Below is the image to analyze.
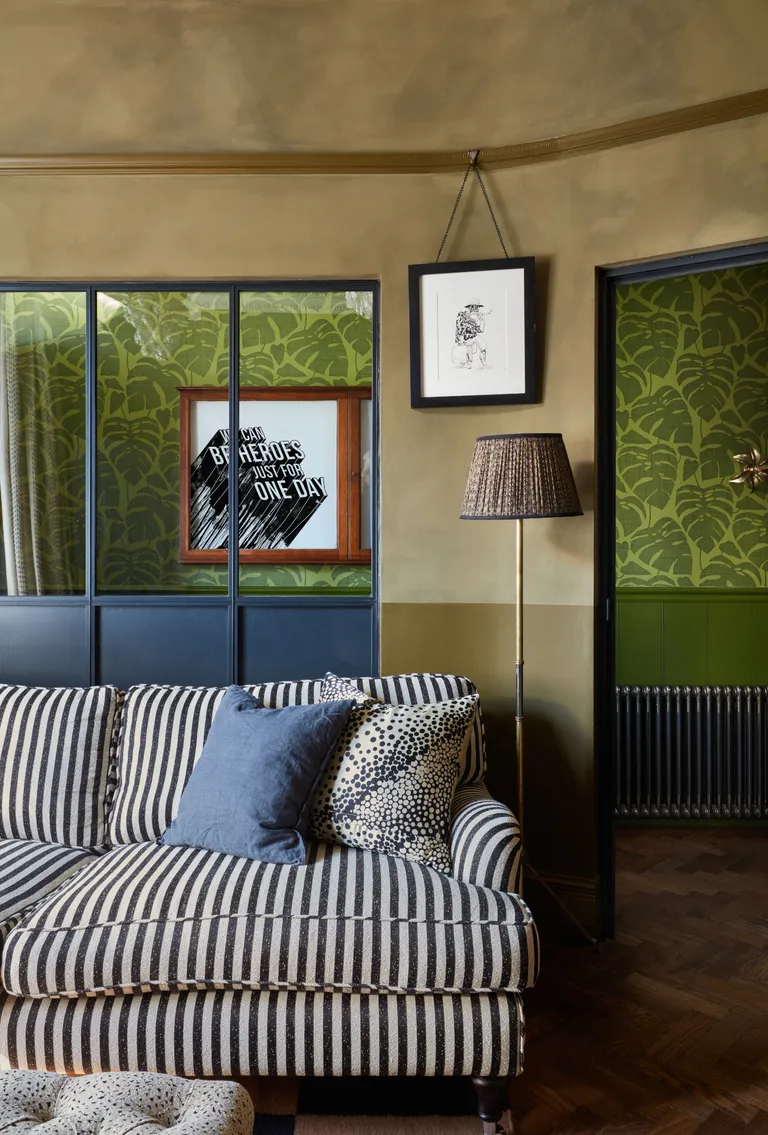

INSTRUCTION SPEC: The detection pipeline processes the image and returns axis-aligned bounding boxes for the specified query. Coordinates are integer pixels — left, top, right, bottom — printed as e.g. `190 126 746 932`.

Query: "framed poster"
409 257 536 408
179 387 372 564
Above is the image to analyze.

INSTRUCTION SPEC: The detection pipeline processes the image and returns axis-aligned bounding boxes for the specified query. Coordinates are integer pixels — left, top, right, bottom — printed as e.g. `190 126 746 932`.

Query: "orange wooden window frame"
178 386 372 565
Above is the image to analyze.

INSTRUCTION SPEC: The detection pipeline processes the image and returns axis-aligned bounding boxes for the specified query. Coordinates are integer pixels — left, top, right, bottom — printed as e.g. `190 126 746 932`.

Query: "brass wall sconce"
730 448 768 492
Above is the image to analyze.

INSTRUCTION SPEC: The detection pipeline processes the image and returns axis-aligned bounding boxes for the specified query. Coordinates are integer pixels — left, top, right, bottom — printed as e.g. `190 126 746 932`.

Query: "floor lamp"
461 432 596 944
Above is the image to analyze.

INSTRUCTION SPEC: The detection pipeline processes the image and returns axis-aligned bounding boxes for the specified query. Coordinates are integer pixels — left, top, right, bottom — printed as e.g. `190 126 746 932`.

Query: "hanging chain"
472 164 510 258
435 151 509 262
435 162 473 263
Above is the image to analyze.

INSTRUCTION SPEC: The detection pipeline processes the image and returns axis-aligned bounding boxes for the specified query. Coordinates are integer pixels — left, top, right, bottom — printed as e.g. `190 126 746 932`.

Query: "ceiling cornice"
0 87 766 177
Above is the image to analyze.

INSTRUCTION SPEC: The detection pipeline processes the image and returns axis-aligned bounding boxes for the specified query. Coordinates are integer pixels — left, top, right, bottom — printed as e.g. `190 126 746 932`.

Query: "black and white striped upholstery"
3 839 538 1000
0 675 535 1086
109 676 485 846
0 685 122 851
450 786 523 894
0 989 524 1078
0 841 94 933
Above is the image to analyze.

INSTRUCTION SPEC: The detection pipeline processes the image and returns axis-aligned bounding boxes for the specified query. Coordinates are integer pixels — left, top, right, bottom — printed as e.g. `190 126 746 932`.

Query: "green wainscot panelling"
616 597 663 685
616 589 768 686
616 265 768 590
661 600 709 686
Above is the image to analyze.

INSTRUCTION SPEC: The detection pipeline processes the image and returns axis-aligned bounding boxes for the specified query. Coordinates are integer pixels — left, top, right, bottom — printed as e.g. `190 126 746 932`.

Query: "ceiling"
2 0 767 153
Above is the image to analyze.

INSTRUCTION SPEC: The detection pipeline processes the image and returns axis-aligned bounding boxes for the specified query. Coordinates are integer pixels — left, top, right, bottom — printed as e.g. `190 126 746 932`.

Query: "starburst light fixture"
730 447 768 492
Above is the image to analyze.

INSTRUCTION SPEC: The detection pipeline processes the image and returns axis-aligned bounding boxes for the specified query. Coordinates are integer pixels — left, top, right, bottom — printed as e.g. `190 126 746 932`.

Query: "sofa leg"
472 1076 513 1134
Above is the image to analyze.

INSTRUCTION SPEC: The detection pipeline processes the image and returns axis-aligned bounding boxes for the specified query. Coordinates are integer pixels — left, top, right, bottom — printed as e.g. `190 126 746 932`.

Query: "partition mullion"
86 287 97 682
229 285 240 683
370 281 381 667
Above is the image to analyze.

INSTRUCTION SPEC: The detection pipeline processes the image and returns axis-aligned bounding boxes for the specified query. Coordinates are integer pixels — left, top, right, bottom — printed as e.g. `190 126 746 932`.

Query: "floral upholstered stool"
0 1070 254 1134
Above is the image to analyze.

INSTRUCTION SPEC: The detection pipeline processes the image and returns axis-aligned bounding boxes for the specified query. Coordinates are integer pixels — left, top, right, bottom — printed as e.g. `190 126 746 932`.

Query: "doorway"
595 241 768 938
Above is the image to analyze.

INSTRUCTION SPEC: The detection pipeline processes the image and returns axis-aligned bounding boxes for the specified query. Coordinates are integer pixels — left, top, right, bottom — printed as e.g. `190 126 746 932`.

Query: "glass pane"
96 291 229 595
0 292 86 595
360 398 372 551
238 290 373 595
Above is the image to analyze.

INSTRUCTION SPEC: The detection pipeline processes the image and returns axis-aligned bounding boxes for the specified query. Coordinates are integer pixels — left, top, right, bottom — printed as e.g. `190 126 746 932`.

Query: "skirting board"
526 870 598 938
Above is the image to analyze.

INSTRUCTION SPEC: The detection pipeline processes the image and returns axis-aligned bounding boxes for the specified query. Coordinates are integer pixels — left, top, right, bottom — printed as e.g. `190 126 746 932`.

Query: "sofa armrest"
450 784 522 893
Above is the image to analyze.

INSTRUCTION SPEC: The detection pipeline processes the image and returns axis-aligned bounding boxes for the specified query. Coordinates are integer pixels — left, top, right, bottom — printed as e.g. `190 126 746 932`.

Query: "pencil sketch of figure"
452 298 492 369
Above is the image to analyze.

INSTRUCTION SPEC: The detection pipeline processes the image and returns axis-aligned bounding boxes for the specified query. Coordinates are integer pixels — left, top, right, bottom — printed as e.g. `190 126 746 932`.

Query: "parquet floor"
517 827 768 1135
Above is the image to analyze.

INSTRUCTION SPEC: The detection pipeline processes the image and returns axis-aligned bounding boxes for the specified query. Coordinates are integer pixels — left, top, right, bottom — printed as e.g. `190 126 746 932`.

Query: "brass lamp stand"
462 433 596 944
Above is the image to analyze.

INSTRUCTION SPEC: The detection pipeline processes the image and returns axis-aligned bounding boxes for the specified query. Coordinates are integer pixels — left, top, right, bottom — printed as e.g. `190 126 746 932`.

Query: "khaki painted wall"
1 1 768 913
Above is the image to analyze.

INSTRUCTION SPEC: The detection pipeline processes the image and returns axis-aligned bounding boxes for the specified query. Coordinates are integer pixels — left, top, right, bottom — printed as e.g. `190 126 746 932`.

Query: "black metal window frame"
0 279 381 683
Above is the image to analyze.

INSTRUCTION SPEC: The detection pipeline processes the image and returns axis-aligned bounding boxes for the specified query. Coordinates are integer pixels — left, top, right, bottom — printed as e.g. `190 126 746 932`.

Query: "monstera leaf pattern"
240 292 373 385
616 267 768 588
612 267 766 585
1 290 373 597
0 292 87 595
96 291 373 594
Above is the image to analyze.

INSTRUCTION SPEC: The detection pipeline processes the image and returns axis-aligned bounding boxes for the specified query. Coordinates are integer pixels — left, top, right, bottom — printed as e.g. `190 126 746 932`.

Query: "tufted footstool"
0 1070 254 1134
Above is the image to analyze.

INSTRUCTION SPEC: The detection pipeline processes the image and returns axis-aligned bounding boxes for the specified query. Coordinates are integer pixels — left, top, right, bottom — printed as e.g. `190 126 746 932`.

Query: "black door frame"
595 241 768 939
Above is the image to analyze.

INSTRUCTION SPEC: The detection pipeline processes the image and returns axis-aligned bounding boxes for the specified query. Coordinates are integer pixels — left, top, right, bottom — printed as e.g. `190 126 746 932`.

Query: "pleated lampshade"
461 433 583 520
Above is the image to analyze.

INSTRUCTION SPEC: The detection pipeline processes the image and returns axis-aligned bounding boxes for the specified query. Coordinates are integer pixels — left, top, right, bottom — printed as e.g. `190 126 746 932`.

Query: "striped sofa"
0 675 537 1132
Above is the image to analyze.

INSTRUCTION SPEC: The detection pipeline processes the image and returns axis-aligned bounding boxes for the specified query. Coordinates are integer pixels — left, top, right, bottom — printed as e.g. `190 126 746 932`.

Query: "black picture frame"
409 256 536 408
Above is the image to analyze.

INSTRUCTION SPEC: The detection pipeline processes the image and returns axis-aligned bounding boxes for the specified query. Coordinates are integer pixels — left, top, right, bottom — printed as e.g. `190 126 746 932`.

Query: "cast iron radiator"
615 686 768 819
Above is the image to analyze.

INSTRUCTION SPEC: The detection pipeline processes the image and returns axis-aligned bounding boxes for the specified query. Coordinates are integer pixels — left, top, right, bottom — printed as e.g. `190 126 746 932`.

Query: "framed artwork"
178 386 372 564
409 256 536 408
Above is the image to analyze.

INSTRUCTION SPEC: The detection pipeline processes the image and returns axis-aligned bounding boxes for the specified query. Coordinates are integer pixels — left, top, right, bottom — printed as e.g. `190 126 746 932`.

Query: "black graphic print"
190 426 327 550
452 299 490 369
311 674 478 874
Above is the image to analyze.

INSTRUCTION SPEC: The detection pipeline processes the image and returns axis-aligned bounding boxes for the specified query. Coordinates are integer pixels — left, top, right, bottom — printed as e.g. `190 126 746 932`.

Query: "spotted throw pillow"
309 673 477 874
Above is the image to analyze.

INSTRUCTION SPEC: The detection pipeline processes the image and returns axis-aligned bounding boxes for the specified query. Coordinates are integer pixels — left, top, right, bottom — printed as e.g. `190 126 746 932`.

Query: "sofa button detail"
0 1070 254 1134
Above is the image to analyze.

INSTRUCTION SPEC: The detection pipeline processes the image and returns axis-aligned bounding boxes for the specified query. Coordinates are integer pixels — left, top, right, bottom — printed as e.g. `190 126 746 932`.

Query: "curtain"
0 293 72 595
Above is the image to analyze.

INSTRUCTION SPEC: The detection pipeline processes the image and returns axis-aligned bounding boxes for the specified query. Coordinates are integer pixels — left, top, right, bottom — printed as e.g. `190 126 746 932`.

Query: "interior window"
0 292 86 596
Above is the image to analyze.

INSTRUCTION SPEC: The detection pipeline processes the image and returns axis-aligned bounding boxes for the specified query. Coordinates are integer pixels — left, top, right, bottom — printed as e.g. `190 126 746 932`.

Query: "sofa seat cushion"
109 675 485 846
0 1069 253 1134
2 840 539 1000
0 840 94 942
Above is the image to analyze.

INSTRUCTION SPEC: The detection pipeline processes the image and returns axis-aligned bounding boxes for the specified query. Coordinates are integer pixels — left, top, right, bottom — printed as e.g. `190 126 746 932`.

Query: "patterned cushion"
0 989 525 1078
0 1069 253 1133
2 840 539 1000
310 674 475 873
0 840 94 933
0 685 123 851
109 675 485 845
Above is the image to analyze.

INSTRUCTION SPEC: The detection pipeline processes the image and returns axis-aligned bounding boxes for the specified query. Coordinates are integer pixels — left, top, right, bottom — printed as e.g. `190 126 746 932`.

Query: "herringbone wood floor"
517 827 768 1135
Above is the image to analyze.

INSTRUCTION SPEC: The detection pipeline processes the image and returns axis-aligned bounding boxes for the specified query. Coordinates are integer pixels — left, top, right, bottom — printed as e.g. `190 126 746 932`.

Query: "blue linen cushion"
159 685 355 865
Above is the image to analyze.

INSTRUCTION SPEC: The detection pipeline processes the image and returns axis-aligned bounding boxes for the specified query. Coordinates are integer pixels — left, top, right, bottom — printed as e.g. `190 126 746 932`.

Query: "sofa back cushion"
0 685 123 850
109 674 485 845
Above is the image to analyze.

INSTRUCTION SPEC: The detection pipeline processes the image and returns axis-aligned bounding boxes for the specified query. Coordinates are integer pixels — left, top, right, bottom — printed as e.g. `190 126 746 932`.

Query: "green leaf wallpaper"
1 290 373 597
616 266 768 588
0 292 87 595
240 291 373 386
97 291 373 594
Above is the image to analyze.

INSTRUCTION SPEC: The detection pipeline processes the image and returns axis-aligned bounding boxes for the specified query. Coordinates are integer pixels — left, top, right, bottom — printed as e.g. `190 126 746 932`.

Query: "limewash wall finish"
615 265 768 686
